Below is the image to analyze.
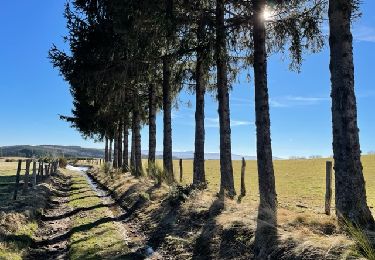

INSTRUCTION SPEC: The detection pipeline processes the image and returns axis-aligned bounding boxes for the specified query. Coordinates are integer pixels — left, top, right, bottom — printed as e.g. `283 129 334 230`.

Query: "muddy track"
27 174 73 260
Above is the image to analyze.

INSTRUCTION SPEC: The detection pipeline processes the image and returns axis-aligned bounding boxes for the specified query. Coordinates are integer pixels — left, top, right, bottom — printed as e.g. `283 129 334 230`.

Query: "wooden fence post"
22 159 31 194
325 161 333 215
179 159 183 183
32 161 37 188
37 160 40 175
240 157 246 198
13 160 22 200
40 161 44 176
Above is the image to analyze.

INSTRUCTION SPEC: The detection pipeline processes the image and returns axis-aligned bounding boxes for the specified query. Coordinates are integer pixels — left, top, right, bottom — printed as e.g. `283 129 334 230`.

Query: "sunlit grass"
66 172 129 259
146 155 375 213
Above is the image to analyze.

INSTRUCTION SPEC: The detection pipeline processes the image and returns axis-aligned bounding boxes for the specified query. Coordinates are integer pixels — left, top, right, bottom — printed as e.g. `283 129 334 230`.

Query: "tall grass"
343 219 375 259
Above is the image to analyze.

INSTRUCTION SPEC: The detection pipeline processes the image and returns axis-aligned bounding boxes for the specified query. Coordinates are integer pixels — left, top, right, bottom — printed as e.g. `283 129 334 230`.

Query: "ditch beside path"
27 167 160 260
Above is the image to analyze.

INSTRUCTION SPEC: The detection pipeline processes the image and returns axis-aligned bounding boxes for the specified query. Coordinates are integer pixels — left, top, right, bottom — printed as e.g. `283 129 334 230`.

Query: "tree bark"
113 128 118 169
105 137 109 162
123 116 129 171
329 0 374 228
193 14 207 187
163 56 174 181
252 0 278 258
118 121 123 168
148 83 157 175
133 106 143 177
216 0 235 198
130 128 135 170
109 139 113 162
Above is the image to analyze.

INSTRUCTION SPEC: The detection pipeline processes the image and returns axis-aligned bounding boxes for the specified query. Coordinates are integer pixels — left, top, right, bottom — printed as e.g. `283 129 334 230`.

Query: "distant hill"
0 145 104 158
0 145 276 160
142 150 262 160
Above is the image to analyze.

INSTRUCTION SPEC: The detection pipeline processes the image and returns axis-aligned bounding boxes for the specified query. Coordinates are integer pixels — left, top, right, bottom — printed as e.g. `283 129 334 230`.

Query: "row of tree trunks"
328 0 374 229
193 12 207 187
216 0 235 198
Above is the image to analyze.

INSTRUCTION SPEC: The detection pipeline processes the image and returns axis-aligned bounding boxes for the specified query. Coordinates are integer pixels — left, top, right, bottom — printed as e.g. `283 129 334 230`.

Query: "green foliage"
343 219 375 259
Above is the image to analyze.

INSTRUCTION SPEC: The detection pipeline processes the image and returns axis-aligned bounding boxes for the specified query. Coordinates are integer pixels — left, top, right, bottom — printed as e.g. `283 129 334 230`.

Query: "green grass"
67 172 129 260
0 160 43 259
148 155 375 213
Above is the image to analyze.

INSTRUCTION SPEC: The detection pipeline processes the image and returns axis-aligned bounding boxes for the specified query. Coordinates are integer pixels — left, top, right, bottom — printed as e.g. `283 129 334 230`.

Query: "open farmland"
158 155 375 213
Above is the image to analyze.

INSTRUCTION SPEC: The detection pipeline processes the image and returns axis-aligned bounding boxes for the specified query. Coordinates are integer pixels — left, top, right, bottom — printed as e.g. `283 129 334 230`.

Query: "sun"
263 6 274 21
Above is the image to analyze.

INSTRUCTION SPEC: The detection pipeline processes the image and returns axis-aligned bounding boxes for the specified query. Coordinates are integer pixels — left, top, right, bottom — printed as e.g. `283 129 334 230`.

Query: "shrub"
101 162 112 173
58 158 68 169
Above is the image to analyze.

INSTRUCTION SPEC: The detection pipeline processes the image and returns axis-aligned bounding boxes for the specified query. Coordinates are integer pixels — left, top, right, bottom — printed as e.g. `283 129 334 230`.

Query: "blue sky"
0 1 374 158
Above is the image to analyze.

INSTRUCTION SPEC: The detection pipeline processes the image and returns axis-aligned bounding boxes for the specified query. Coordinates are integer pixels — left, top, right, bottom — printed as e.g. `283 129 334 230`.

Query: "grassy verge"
66 171 129 259
0 161 49 259
87 166 356 259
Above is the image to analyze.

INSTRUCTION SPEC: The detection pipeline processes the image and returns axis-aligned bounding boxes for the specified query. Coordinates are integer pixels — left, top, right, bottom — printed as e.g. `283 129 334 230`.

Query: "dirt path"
27 173 73 260
26 168 159 260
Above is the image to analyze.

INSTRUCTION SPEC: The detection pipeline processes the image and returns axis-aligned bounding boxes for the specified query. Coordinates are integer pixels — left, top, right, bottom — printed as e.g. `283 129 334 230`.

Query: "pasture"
159 155 375 213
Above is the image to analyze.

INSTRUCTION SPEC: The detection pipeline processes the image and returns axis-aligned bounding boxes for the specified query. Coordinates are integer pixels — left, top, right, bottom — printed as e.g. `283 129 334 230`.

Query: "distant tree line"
50 0 374 256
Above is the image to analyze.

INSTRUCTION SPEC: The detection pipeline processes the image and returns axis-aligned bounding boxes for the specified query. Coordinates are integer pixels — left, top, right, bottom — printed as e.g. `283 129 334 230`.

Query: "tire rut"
27 173 73 260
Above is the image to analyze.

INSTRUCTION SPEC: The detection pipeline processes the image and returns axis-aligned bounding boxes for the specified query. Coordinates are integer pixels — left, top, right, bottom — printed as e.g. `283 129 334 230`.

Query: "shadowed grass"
66 171 129 260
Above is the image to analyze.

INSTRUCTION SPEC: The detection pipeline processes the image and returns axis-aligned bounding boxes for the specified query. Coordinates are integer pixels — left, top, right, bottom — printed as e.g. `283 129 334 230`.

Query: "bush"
58 158 68 169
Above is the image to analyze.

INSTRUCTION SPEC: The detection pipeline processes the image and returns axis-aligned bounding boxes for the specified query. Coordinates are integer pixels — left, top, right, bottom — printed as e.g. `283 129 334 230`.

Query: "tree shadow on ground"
192 197 224 259
35 195 148 247
41 203 116 221
253 205 279 260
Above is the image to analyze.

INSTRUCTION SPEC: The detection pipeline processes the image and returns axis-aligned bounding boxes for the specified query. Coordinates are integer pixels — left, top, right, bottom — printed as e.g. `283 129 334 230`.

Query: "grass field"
3 155 375 214
2 156 374 258
153 155 375 213
0 159 48 259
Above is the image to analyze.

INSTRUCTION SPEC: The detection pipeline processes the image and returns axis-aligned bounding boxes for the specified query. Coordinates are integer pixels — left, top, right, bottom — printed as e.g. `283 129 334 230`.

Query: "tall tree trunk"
329 0 374 229
133 106 143 177
163 56 174 181
123 116 129 171
193 15 207 186
109 139 113 162
131 124 135 170
253 0 278 257
216 0 235 197
118 121 123 168
149 83 157 175
104 136 109 162
113 128 118 169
